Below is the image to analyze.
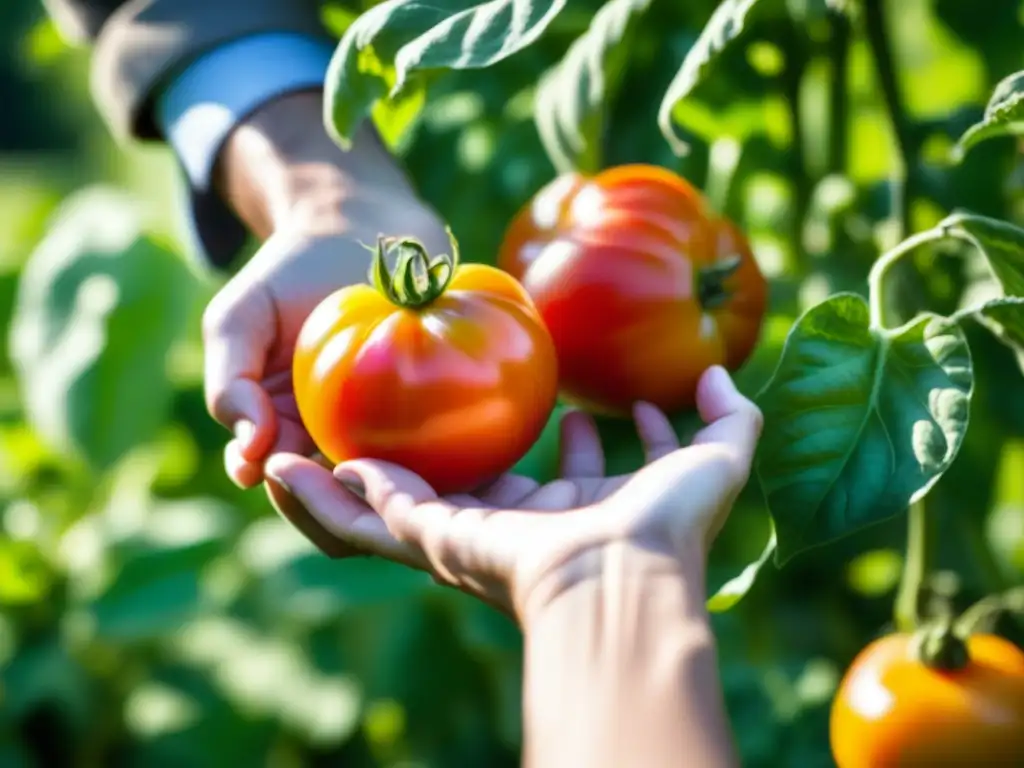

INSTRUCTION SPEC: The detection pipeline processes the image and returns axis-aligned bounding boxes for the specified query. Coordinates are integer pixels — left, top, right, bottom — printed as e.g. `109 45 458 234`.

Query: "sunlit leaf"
756 294 973 563
534 0 652 173
952 70 1024 161
8 187 196 472
658 0 772 155
0 541 52 605
706 529 776 611
954 296 1024 375
256 550 432 625
88 539 223 642
943 211 1024 296
325 0 568 149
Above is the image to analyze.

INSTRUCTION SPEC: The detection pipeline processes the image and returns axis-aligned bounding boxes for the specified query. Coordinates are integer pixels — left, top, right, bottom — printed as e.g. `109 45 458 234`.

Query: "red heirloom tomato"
497 164 767 415
830 630 1024 767
293 231 558 495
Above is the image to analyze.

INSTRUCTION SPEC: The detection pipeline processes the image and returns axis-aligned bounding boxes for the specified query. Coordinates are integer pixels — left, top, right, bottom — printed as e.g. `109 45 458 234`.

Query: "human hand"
264 365 762 621
201 93 448 506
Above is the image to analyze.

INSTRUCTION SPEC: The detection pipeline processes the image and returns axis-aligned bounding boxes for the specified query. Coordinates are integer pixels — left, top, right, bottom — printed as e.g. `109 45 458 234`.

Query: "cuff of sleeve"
156 32 335 192
156 33 334 270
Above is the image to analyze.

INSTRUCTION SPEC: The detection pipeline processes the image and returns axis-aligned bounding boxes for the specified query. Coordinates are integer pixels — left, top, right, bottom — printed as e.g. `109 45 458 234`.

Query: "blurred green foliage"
1 0 1024 766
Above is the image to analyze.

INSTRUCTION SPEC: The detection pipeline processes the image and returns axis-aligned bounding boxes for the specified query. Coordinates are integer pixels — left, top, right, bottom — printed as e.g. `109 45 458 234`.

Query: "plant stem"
783 19 811 272
864 0 936 634
864 0 916 238
867 226 945 328
895 498 932 632
828 11 850 174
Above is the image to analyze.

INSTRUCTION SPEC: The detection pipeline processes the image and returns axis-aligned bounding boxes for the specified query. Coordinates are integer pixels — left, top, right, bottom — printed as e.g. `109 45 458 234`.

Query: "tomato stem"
911 620 969 671
697 255 742 310
955 586 1024 637
894 498 933 633
369 227 461 309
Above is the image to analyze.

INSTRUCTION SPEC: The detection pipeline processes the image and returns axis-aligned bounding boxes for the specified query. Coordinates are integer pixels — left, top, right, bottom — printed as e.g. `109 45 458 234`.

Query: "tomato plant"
11 0 1024 766
831 622 1024 767
292 232 558 495
496 164 768 415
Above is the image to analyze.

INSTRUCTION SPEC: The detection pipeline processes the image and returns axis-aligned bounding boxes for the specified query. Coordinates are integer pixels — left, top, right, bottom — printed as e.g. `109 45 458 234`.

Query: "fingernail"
234 420 256 448
707 365 734 393
264 468 290 495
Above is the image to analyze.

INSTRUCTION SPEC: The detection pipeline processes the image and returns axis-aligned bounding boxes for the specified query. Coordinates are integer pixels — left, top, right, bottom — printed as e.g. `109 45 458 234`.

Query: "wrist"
520 538 709 633
214 91 421 239
520 540 733 768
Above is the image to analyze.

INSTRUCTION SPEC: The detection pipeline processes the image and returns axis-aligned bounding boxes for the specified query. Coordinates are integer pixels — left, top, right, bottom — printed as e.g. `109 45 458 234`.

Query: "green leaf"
657 0 771 155
89 538 225 643
975 296 1024 345
534 0 652 174
8 187 196 472
325 0 568 149
0 540 52 605
952 70 1024 161
707 529 776 612
943 212 1024 296
755 294 973 563
2 640 93 727
256 553 432 625
0 739 32 768
955 296 1024 374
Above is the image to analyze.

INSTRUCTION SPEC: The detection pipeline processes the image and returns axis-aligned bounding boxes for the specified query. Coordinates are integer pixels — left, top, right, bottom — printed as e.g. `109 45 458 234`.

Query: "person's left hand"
263 366 762 620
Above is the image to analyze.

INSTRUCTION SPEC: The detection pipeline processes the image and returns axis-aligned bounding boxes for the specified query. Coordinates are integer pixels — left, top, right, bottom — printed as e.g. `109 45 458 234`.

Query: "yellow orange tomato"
293 232 558 495
831 632 1024 767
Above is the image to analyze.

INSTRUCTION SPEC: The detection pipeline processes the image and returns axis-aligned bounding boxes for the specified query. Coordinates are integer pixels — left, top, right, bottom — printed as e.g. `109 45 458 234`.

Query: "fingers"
333 459 457 546
517 479 581 510
225 439 264 489
333 460 480 588
633 401 680 462
691 365 764 479
265 454 425 568
560 410 604 478
203 284 278 464
476 474 540 507
227 414 316 489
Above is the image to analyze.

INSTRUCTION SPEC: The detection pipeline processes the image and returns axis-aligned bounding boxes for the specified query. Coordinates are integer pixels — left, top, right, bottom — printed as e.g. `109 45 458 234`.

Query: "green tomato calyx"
697 255 742 311
911 620 969 671
369 227 461 309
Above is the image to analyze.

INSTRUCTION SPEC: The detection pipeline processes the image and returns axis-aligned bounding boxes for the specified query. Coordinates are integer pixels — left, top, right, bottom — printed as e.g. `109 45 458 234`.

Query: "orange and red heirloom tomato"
293 232 558 496
497 164 767 416
830 632 1024 767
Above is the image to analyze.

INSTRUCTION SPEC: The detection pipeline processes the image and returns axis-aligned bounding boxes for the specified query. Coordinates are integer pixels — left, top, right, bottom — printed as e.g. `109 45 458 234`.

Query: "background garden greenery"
1 0 1023 765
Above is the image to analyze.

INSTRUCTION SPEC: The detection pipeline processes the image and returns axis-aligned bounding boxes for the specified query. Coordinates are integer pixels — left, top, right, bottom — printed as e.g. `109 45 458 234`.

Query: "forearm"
521 543 738 768
214 91 420 240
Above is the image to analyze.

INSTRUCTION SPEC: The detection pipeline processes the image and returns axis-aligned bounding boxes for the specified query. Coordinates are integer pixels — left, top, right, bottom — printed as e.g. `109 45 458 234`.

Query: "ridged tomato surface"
293 263 558 495
498 164 767 415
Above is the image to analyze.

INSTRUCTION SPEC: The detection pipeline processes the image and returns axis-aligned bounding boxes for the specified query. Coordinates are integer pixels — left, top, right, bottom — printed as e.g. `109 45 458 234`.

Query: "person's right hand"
200 92 449 509
202 201 448 490
265 365 763 621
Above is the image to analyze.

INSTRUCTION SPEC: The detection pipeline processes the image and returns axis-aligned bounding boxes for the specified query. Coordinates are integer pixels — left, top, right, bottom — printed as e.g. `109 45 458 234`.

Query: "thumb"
202 284 277 462
691 365 763 480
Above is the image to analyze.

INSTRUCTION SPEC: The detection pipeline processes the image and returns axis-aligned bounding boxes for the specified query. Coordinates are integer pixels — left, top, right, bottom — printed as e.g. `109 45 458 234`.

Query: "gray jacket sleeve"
42 0 331 142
